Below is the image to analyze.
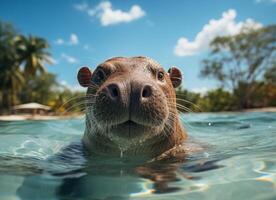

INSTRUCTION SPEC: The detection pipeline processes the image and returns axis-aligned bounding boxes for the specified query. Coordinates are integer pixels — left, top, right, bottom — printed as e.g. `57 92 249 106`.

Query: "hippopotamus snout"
94 76 168 127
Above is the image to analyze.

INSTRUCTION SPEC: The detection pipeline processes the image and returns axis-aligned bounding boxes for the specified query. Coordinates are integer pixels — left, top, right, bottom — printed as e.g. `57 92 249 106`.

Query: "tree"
19 73 58 104
48 88 86 114
0 21 24 109
264 65 276 84
0 21 53 112
15 35 52 76
200 25 276 109
175 87 201 112
197 89 236 112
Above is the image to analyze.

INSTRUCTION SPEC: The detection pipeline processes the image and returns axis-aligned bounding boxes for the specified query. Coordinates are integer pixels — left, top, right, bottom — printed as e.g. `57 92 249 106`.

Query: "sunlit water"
0 112 276 200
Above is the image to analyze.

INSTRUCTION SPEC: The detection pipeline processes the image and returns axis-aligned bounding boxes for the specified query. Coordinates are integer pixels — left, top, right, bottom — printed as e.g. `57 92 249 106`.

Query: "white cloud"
61 53 79 64
74 2 88 11
191 87 209 95
60 80 86 92
48 57 58 65
60 80 68 86
174 9 262 57
42 56 58 65
83 44 89 50
71 85 86 92
256 0 276 3
54 33 79 45
69 33 79 45
54 38 64 45
74 1 146 26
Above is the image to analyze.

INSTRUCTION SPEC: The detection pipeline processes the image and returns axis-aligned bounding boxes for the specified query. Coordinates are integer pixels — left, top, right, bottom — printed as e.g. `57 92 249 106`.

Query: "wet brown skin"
78 56 187 160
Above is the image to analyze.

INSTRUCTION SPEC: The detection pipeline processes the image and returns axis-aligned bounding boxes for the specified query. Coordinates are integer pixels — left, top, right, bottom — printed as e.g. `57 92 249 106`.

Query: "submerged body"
78 56 187 159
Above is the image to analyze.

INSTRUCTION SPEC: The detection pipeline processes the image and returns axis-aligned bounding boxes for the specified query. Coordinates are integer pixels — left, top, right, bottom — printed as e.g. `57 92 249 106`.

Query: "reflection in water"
17 141 223 200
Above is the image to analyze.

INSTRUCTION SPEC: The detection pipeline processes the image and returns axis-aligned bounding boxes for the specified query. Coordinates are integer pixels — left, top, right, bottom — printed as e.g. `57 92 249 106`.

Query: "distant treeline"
177 25 276 112
176 85 275 112
0 20 275 114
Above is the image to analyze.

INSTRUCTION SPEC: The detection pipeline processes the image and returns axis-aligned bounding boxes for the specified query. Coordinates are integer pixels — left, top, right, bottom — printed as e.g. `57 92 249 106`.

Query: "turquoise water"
0 112 276 200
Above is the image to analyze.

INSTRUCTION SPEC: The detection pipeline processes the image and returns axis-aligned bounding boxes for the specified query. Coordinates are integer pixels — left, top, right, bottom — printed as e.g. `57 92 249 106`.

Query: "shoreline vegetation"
0 20 275 118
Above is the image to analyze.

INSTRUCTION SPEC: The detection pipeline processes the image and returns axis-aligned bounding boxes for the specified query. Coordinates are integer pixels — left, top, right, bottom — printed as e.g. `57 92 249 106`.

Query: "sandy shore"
241 107 276 113
0 114 84 121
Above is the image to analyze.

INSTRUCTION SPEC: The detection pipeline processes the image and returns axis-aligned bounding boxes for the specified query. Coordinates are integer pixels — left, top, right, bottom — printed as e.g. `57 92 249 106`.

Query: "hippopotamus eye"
157 71 165 81
94 69 106 83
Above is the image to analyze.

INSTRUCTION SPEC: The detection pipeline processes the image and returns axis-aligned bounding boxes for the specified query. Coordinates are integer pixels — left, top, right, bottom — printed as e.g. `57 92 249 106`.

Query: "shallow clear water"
0 112 276 200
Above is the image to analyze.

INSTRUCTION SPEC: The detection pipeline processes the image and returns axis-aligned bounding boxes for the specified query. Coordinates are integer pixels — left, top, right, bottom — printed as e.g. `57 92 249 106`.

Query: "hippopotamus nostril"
107 83 120 100
141 85 152 98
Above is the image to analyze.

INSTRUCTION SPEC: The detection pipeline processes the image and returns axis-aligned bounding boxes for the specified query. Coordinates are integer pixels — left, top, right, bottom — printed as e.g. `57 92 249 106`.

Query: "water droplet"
118 146 124 158
120 150 123 158
204 152 209 158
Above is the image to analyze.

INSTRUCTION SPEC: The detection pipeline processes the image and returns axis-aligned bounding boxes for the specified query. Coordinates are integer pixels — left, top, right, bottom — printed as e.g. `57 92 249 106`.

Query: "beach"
0 114 84 121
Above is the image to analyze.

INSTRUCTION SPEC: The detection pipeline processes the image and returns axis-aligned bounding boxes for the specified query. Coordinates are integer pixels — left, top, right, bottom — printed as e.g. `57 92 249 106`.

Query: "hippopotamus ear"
77 67 92 87
168 67 182 88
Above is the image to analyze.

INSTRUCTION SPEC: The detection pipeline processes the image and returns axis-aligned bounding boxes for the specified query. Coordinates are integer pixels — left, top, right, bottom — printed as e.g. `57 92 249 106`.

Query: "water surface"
0 112 276 200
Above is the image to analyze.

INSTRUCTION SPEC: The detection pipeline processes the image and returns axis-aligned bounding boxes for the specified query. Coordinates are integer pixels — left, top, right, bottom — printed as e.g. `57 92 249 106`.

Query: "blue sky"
0 0 275 92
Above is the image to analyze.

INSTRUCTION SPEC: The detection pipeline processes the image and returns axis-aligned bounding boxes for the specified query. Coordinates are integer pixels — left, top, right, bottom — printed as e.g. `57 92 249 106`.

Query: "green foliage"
197 89 236 112
175 87 201 112
201 25 276 109
0 21 24 108
0 20 51 106
17 72 86 114
14 35 52 76
176 82 275 112
264 65 276 84
19 73 58 105
0 20 85 114
233 81 276 108
176 88 236 112
49 89 86 114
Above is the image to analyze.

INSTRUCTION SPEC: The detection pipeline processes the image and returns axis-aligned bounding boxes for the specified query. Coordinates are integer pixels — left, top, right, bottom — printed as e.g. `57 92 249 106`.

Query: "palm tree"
0 49 24 108
15 35 52 76
0 21 24 110
0 65 24 108
0 21 53 111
